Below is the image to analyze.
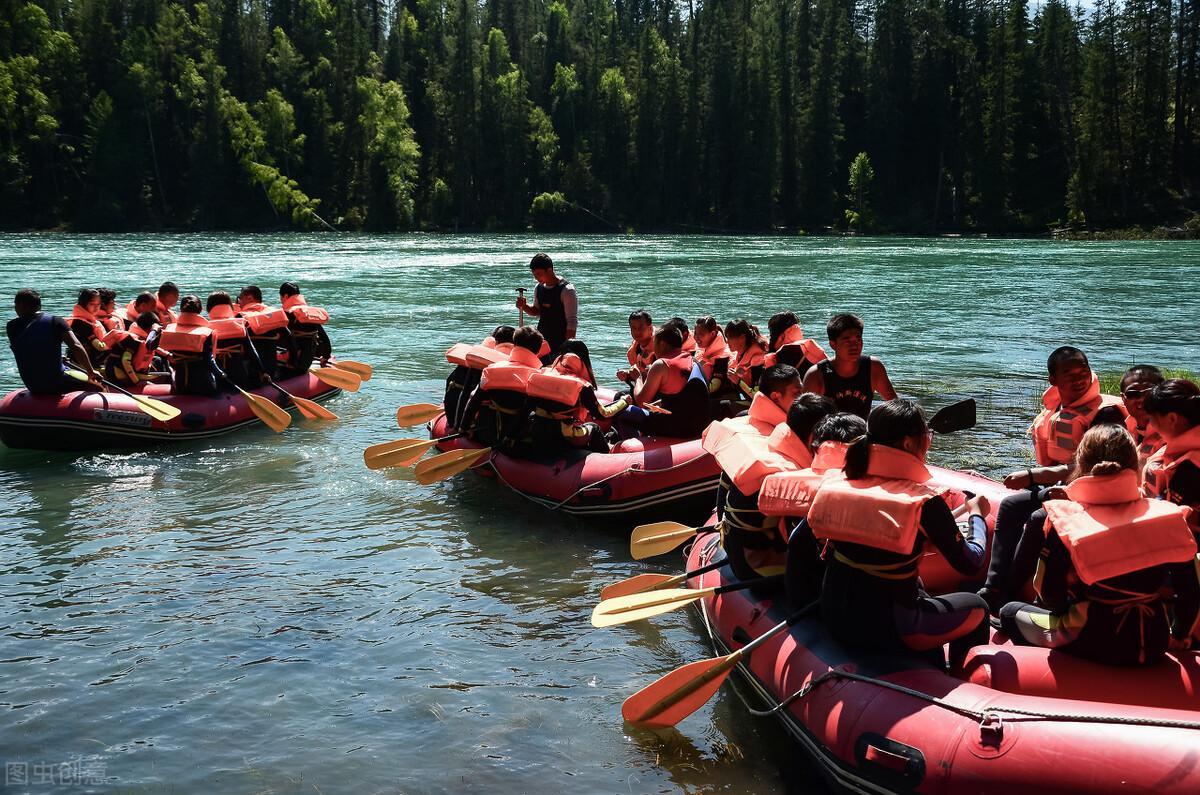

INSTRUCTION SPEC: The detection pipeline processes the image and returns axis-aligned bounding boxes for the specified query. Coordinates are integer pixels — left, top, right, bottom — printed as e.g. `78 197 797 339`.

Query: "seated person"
801 312 896 420
208 291 267 389
158 295 228 397
103 311 163 385
710 319 767 419
764 311 826 371
236 285 294 382
693 316 730 384
96 288 121 333
999 424 1198 665
7 288 102 393
278 282 331 376
1143 378 1200 514
69 288 112 367
527 341 625 454
446 326 515 429
616 310 655 384
121 291 159 330
459 327 544 449
665 317 696 356
618 324 710 440
1119 364 1166 464
155 282 179 325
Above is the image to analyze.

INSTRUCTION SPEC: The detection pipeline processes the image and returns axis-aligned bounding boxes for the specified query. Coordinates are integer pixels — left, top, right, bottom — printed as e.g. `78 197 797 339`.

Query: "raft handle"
979 712 1005 746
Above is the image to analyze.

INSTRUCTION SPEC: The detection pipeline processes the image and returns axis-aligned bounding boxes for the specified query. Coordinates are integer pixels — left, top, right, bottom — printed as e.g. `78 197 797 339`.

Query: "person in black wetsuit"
7 288 102 393
446 325 514 430
515 253 576 362
801 313 896 419
809 399 990 670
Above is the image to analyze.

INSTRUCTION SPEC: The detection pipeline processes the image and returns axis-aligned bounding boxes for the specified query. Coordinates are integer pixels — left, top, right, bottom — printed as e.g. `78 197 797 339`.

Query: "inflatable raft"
682 470 1200 793
0 372 339 451
430 412 720 519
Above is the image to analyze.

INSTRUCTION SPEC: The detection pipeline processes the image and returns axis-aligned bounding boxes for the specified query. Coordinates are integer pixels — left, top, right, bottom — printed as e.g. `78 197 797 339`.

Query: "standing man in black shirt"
516 253 577 362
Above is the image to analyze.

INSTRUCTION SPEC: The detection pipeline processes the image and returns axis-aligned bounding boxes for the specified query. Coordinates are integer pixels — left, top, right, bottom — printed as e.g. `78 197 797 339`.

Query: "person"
527 342 626 454
96 288 121 333
764 311 826 372
1142 379 1200 512
104 311 162 385
459 327 544 449
721 319 768 400
120 292 159 330
68 288 113 366
692 316 730 384
620 324 711 440
616 310 655 384
7 288 102 393
279 282 331 376
706 363 803 440
999 424 1198 664
236 285 294 382
978 346 1127 612
515 253 577 360
208 291 267 389
445 326 516 429
1119 364 1166 464
155 282 180 326
801 313 896 420
158 295 228 397
807 399 990 669
665 317 696 356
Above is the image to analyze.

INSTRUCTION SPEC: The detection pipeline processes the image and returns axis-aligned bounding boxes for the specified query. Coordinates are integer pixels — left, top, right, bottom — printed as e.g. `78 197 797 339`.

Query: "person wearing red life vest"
664 317 696 357
68 288 114 367
158 295 228 396
236 285 295 382
801 313 896 420
527 341 626 454
808 399 991 670
459 327 544 449
619 324 711 440
714 318 767 411
207 291 268 389
692 316 730 385
764 311 827 374
445 326 515 430
1118 364 1166 466
120 292 159 331
979 346 1129 613
103 311 163 384
1143 379 1200 512
96 288 121 333
999 424 1199 665
616 310 655 385
278 282 331 377
155 282 179 326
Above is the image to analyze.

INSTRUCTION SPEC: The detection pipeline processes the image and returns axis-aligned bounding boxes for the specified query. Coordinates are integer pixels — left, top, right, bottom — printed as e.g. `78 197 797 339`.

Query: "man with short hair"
516 253 577 360
7 288 102 393
802 313 896 419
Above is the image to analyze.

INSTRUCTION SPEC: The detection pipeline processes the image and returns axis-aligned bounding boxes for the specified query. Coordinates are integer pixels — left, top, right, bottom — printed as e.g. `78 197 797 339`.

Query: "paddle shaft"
629 559 728 594
601 575 784 617
633 523 717 548
517 287 526 327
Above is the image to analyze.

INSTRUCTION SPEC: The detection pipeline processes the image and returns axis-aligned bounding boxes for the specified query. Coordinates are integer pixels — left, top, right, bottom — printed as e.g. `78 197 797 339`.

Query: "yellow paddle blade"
364 437 428 458
414 447 491 485
621 654 741 728
127 392 183 423
289 394 338 421
396 403 444 428
629 521 700 561
311 366 361 392
332 359 372 381
590 587 715 628
600 573 684 602
364 439 436 470
237 387 292 433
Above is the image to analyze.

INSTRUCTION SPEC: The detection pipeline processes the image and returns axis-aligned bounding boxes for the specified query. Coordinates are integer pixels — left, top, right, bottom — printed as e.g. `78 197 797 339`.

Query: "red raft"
683 467 1200 794
0 372 339 451
430 412 720 519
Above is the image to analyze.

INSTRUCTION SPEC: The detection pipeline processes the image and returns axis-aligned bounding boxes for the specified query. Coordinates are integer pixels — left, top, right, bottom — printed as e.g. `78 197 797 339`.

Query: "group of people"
7 282 333 397
445 253 1200 670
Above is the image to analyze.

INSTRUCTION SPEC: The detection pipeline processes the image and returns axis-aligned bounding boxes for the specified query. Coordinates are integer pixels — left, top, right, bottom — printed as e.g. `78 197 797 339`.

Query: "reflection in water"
0 234 1196 792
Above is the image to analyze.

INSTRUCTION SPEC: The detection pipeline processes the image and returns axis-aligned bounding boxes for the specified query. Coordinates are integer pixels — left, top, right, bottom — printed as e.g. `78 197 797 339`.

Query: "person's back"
279 282 331 376
160 295 223 397
464 327 544 449
208 292 264 389
236 285 292 381
8 312 69 394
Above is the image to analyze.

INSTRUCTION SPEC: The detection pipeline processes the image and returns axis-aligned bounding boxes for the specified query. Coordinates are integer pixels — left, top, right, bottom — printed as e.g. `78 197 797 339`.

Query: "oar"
396 403 444 427
600 559 727 601
64 363 181 422
591 576 783 628
311 365 361 392
232 385 292 432
645 401 672 414
271 383 337 421
331 359 372 381
629 521 718 561
414 447 491 485
363 434 463 470
621 601 818 728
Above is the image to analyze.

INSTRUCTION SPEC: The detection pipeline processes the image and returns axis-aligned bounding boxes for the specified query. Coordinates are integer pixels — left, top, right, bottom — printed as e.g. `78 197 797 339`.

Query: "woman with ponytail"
1143 379 1200 510
999 424 1199 664
807 399 991 669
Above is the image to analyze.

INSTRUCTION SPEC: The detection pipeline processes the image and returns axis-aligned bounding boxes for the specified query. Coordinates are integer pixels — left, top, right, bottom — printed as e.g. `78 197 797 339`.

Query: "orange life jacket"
159 313 213 355
758 442 849 517
480 346 542 393
807 445 945 554
705 420 800 494
1126 414 1166 467
527 369 587 406
626 331 656 372
730 343 766 386
207 304 249 360
466 345 509 370
1143 425 1200 503
696 331 729 381
97 310 120 332
1044 470 1197 585
107 323 157 373
680 336 697 355
766 423 815 468
654 351 692 398
282 294 330 325
446 343 474 367
70 304 110 343
239 302 290 335
705 392 789 441
763 324 829 368
551 352 589 381
156 298 177 326
1030 373 1127 465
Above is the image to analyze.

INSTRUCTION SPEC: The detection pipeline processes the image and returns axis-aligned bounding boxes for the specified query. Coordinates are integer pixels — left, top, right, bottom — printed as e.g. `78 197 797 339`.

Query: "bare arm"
802 363 824 395
60 326 100 382
562 285 578 338
871 358 898 401
632 361 667 405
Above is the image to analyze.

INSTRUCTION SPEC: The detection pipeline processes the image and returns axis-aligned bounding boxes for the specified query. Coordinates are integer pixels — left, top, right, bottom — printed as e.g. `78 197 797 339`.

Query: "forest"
1 0 1197 232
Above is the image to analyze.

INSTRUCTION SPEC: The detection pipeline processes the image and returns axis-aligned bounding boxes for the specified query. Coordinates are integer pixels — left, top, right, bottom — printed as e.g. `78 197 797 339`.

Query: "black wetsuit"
7 314 79 394
534 280 571 356
527 386 608 454
641 363 712 439
170 336 227 397
817 358 874 419
214 328 267 389
282 319 330 377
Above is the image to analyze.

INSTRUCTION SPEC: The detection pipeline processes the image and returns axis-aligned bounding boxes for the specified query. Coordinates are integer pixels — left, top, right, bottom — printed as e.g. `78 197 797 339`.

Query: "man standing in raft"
802 313 896 419
7 288 103 393
515 253 576 362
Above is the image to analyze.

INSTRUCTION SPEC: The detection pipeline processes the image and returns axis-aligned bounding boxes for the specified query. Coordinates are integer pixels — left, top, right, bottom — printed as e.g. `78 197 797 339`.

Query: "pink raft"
682 466 1200 794
0 372 339 451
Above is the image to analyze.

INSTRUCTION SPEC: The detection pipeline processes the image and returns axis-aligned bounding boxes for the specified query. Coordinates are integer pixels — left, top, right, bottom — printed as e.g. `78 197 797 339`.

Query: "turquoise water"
0 234 1197 793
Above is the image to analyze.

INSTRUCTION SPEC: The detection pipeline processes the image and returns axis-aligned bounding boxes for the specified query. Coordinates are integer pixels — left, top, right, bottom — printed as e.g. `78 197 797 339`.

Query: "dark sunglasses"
1122 386 1154 400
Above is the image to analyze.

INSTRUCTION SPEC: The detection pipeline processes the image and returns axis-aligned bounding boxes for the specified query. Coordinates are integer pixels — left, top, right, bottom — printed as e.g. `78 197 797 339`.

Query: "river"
1 234 1197 793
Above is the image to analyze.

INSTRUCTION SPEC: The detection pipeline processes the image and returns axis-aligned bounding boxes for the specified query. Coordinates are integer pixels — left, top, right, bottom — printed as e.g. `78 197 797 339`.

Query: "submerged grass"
1097 368 1197 396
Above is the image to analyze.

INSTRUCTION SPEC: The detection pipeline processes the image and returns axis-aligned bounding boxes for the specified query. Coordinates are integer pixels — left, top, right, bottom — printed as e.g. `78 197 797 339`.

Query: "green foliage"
846 152 874 230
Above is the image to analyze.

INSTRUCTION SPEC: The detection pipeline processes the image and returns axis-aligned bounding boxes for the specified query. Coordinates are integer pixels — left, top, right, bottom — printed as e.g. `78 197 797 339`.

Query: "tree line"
1 0 1197 233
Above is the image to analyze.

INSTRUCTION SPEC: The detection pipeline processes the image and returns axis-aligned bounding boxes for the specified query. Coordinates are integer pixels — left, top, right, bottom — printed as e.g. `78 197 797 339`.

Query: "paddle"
600 559 727 601
331 359 373 381
311 365 361 392
64 363 182 422
363 434 463 470
232 385 292 433
271 383 337 421
629 521 718 561
645 401 671 415
414 447 491 485
929 397 976 435
396 403 445 427
621 601 818 728
591 576 783 628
